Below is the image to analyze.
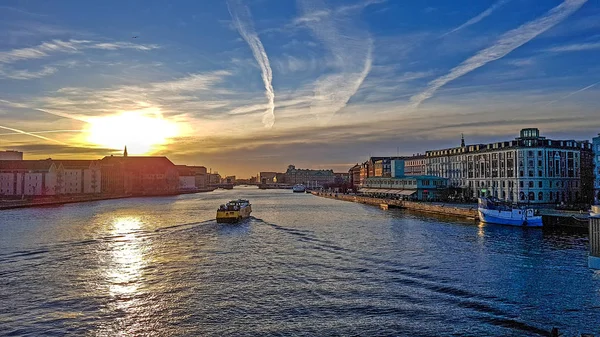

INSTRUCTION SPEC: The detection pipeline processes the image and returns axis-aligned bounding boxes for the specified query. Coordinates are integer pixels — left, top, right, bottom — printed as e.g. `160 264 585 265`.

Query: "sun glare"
84 109 179 155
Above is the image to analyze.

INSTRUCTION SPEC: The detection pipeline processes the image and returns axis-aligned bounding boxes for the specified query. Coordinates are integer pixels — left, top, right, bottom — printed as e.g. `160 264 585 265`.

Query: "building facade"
425 129 593 204
594 134 600 204
360 175 448 201
0 150 23 161
100 156 179 195
0 160 101 196
404 155 426 176
348 164 361 188
284 165 335 187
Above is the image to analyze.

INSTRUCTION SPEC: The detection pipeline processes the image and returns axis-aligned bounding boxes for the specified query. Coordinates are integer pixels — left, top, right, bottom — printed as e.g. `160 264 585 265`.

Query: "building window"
520 192 525 200
550 191 554 200
529 181 534 188
520 181 524 188
538 192 543 201
538 181 542 188
528 192 535 201
538 170 542 177
528 171 534 177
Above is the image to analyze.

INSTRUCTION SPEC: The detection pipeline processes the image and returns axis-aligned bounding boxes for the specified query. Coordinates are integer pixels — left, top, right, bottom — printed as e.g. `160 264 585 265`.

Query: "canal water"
1 187 598 336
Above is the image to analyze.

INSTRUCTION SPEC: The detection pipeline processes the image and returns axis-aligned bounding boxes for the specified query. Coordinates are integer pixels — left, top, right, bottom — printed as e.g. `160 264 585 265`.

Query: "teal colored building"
360 175 448 201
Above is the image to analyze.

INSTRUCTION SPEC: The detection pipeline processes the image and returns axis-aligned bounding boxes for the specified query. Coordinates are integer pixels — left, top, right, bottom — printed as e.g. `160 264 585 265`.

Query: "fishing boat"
216 199 252 223
478 197 543 227
292 184 306 193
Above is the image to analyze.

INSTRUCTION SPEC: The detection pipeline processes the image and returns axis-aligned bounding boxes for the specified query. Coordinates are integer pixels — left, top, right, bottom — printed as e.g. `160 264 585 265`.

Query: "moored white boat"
591 205 600 218
292 184 306 193
478 197 543 227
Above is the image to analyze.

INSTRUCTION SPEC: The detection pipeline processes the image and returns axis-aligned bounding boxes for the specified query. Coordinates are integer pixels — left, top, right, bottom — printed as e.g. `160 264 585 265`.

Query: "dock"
312 192 589 229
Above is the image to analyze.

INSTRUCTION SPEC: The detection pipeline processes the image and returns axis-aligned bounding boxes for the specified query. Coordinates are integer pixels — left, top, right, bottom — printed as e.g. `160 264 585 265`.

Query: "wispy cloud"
0 65 57 80
0 39 158 64
227 0 275 128
410 0 588 108
545 41 600 52
297 0 373 125
443 0 510 37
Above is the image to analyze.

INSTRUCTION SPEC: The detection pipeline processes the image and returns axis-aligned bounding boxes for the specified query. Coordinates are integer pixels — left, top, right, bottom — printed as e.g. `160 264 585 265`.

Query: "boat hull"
478 209 543 227
216 207 252 223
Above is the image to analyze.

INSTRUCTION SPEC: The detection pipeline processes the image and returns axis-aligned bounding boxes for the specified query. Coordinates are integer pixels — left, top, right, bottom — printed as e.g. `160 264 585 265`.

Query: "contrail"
411 0 588 108
542 80 600 107
227 0 275 128
0 125 67 144
298 0 373 125
442 0 510 37
0 129 82 136
0 99 88 122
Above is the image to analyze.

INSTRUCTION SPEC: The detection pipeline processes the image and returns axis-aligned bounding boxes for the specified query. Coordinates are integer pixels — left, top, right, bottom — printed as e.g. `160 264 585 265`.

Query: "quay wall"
312 192 478 219
312 192 587 228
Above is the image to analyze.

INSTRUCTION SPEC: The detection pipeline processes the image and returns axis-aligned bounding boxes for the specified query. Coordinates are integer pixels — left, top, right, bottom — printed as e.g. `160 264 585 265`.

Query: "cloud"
545 41 600 52
443 0 510 37
0 39 159 64
410 0 588 108
227 0 276 128
297 0 373 125
0 65 57 79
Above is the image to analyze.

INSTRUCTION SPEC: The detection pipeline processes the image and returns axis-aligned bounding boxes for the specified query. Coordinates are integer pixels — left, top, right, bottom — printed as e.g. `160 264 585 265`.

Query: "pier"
312 192 589 229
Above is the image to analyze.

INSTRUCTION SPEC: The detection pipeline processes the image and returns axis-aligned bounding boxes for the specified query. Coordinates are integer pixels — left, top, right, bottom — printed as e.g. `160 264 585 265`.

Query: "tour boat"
292 184 306 193
478 197 543 227
216 199 252 223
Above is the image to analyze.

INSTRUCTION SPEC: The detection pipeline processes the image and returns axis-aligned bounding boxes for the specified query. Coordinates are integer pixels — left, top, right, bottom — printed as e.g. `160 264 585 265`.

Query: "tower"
124 146 128 157
461 133 465 147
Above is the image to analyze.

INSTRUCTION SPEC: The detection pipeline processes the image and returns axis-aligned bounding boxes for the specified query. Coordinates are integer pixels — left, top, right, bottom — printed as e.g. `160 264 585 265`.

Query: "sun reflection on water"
108 217 145 297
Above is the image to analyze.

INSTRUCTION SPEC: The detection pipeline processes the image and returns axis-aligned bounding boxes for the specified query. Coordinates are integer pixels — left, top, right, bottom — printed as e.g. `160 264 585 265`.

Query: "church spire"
461 133 465 147
124 146 128 157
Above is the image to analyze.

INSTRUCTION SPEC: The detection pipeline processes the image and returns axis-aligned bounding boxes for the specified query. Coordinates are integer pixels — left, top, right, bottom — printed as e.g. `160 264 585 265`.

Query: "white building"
425 128 594 204
0 160 101 196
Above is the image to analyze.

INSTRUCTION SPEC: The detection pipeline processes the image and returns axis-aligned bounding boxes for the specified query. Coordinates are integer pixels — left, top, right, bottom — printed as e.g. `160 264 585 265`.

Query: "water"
1 187 599 336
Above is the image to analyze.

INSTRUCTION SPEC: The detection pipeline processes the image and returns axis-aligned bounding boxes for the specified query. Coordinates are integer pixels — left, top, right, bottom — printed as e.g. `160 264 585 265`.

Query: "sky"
0 0 599 177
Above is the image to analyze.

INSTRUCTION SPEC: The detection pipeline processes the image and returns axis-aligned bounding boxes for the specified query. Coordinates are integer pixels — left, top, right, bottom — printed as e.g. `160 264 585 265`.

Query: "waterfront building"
223 176 236 184
404 155 427 176
0 150 23 161
360 175 448 201
176 165 197 191
594 134 600 204
425 128 593 203
207 172 222 185
186 166 207 189
0 159 101 196
284 165 335 187
53 160 102 194
100 156 179 195
348 164 361 188
359 162 369 186
259 172 277 184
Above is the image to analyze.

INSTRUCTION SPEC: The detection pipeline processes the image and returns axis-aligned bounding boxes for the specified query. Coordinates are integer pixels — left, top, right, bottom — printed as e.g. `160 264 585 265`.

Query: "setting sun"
84 109 179 155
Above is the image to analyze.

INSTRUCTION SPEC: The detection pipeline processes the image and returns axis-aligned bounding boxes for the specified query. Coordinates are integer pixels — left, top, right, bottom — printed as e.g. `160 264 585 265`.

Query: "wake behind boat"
478 197 542 227
216 199 252 223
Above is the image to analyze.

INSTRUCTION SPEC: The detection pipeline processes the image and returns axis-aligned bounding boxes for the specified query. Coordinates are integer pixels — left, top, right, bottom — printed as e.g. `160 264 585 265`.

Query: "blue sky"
0 0 599 176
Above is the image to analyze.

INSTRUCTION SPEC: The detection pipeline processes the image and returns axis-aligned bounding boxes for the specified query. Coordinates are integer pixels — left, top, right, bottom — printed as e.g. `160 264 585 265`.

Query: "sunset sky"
1 0 599 176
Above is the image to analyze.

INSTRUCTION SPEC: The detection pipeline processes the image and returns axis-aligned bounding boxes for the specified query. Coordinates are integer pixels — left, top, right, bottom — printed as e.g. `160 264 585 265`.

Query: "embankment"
312 192 587 229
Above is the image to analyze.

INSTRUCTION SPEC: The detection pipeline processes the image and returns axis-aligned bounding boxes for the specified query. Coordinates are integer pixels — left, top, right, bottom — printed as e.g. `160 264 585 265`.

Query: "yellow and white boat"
216 199 252 223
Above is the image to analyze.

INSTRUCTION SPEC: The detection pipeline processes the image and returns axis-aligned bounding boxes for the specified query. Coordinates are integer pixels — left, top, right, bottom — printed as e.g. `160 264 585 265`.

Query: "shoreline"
312 192 588 229
0 189 215 210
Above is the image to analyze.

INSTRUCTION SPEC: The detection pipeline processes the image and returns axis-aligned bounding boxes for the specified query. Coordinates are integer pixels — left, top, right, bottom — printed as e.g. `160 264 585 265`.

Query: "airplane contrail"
411 0 588 108
227 0 275 128
442 0 510 37
542 80 600 107
0 129 82 136
0 125 67 144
